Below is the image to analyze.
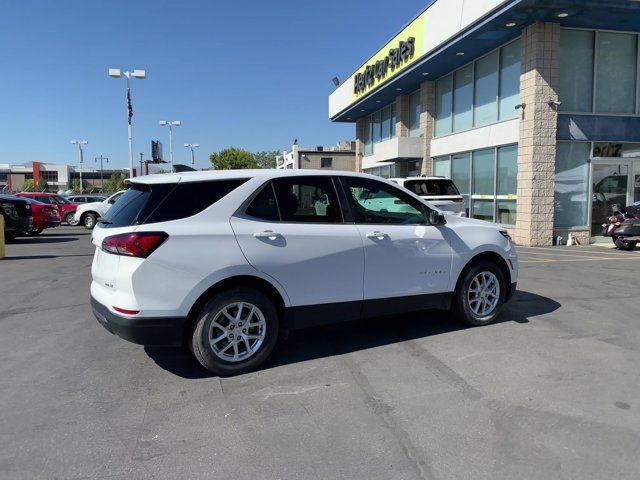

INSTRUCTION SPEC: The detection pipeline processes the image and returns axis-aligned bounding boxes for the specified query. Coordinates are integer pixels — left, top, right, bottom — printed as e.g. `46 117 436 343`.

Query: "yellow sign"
351 11 427 101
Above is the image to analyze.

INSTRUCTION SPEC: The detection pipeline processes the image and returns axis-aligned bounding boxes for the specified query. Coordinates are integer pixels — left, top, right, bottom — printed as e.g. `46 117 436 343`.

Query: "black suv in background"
0 194 33 241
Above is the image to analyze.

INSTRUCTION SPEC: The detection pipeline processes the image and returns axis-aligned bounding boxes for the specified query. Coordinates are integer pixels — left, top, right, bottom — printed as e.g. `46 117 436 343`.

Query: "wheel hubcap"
467 272 500 317
208 302 266 363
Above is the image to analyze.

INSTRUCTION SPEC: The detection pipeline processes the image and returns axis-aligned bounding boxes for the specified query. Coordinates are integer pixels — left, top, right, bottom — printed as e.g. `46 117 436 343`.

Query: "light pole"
159 120 181 171
71 140 88 193
184 143 200 168
108 68 146 178
95 155 109 191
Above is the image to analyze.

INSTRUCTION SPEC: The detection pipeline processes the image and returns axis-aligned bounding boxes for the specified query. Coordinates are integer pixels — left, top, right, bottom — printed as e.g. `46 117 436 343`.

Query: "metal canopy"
332 0 640 122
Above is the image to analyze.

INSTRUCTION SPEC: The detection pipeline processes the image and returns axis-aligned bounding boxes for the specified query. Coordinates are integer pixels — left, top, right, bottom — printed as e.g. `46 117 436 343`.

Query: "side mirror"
428 209 446 226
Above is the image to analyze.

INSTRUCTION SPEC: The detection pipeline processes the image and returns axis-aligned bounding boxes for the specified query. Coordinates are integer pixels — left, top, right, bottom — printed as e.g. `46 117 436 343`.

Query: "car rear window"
403 179 460 196
100 179 247 228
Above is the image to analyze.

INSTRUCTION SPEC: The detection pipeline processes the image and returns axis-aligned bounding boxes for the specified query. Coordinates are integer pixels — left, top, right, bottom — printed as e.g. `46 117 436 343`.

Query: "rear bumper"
5 216 32 233
90 296 185 347
33 220 60 230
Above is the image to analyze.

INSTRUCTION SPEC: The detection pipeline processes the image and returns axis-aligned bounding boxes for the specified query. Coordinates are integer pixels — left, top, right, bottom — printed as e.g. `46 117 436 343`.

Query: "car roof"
389 177 450 182
0 193 29 202
19 192 56 196
130 169 382 185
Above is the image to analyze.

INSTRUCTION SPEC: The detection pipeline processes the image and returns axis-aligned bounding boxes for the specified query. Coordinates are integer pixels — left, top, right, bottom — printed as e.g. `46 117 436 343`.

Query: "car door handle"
253 230 281 239
366 231 389 239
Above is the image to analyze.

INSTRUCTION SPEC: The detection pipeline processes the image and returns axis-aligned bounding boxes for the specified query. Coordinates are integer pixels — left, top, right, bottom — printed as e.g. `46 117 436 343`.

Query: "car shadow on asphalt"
3 254 94 260
144 290 560 379
7 236 80 244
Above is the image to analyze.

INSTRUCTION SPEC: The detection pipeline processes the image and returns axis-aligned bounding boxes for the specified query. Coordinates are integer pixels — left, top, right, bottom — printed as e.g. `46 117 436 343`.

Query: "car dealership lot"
1 228 640 480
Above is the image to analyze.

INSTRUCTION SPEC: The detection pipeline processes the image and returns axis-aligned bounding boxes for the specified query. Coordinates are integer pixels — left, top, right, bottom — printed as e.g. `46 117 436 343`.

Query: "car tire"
613 236 637 251
27 229 43 236
191 288 279 376
4 232 17 242
84 213 97 229
452 260 506 326
65 212 78 226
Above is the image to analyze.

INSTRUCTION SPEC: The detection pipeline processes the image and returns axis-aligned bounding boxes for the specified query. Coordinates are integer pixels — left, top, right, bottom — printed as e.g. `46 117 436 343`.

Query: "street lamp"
184 143 200 168
70 140 88 193
108 68 146 178
159 120 181 171
95 155 109 191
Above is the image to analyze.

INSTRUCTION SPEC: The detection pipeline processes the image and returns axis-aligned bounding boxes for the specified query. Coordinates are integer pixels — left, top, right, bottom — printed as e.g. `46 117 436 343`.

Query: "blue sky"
0 0 426 169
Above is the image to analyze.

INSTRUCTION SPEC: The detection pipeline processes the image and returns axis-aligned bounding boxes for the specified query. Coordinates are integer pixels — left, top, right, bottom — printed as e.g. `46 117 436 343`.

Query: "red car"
17 192 78 225
22 198 61 235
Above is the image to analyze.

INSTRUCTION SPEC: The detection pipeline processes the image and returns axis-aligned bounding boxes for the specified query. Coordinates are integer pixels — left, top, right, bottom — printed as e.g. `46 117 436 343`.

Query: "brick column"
355 118 365 172
514 22 560 247
395 94 409 137
420 81 435 176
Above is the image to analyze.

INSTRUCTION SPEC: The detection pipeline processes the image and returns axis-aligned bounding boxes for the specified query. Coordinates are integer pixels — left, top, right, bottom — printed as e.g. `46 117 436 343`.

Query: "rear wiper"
98 219 113 225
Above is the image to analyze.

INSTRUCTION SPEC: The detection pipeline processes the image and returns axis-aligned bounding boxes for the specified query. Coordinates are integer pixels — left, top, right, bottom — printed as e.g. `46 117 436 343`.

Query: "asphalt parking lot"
1 228 640 480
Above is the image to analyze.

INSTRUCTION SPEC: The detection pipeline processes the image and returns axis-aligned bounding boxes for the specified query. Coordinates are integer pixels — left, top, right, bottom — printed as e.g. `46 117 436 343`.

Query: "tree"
253 150 280 169
210 148 257 170
104 173 126 192
70 178 82 193
36 178 48 192
21 179 34 192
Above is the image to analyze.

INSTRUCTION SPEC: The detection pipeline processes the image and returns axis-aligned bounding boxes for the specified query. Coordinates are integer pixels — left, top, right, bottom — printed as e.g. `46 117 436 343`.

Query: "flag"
127 88 133 125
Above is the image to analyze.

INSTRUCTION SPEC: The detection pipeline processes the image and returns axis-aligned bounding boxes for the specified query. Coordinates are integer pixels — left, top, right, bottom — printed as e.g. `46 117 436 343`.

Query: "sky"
0 0 427 170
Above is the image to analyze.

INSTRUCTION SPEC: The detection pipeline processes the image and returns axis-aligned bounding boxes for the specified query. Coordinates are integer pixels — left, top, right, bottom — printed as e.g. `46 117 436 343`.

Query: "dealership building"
329 0 640 246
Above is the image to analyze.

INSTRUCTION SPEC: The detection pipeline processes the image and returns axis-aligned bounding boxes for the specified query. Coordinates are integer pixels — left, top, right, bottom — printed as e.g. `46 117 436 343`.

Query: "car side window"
36 196 51 204
272 176 342 223
245 183 279 221
341 176 427 225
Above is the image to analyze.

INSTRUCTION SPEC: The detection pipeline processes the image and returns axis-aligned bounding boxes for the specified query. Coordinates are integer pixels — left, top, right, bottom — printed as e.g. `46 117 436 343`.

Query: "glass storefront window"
452 152 471 209
391 103 396 138
409 90 421 137
497 200 517 226
472 149 495 196
472 149 496 222
434 157 451 178
372 110 381 144
554 142 590 228
475 51 499 126
559 30 594 112
472 200 494 222
435 75 453 136
595 32 637 114
407 160 422 177
381 105 391 140
498 39 520 120
453 65 473 132
433 145 517 223
362 103 397 156
497 145 518 195
363 117 373 156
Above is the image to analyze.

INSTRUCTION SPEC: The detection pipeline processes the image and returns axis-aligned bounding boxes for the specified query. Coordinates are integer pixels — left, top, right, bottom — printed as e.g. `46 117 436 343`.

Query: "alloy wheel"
467 271 500 317
208 302 266 362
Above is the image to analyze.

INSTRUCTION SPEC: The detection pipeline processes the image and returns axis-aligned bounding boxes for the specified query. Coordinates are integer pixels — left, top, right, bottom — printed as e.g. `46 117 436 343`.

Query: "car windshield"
52 195 71 204
403 179 460 196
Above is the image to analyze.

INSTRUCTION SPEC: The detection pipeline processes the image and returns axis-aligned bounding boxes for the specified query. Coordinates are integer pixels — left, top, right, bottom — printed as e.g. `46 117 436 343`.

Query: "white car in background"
89 169 518 376
74 190 126 229
390 177 466 217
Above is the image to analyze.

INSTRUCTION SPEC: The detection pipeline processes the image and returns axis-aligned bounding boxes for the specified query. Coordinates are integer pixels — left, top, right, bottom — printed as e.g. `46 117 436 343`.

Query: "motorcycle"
601 204 640 251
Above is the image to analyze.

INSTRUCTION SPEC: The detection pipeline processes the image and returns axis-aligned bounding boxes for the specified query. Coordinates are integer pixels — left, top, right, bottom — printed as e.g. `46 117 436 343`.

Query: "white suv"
389 177 466 217
90 170 518 376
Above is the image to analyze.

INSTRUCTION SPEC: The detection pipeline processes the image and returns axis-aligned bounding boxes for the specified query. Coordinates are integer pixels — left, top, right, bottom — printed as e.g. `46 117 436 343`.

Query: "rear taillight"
101 232 169 258
113 306 140 315
609 216 623 224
